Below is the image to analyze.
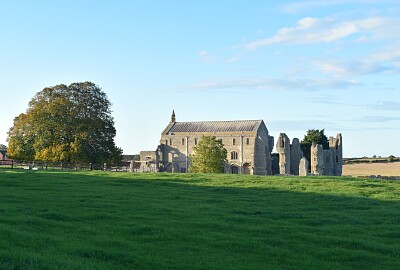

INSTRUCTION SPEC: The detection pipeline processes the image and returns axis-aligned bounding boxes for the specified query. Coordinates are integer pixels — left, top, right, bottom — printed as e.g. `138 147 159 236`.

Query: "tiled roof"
163 120 263 134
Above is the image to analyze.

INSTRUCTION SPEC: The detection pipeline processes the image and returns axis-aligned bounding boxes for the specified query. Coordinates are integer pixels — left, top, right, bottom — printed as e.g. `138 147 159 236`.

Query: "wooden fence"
0 159 132 172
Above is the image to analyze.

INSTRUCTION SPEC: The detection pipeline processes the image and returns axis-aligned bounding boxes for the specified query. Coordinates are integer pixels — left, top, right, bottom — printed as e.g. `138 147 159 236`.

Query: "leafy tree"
7 82 122 163
0 144 7 150
300 129 329 164
388 155 395 162
190 136 227 173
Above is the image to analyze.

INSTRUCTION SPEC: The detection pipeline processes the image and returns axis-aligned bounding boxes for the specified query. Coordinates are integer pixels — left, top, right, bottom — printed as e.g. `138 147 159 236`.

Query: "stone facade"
137 111 342 176
138 150 160 172
276 133 291 174
274 132 342 176
310 133 342 176
275 133 304 175
146 111 274 175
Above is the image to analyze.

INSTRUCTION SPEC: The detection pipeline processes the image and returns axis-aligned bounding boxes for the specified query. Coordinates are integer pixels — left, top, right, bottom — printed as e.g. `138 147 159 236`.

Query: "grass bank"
0 170 399 269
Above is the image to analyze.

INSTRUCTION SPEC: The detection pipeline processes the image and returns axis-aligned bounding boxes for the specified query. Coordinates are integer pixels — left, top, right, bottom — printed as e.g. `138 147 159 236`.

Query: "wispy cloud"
198 50 218 62
315 48 400 76
358 115 400 122
190 77 360 91
244 16 400 50
281 0 399 14
367 101 400 111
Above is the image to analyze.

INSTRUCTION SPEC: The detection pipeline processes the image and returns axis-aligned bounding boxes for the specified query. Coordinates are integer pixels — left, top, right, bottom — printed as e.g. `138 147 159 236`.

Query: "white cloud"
190 77 360 91
244 16 400 50
315 48 400 76
198 50 218 62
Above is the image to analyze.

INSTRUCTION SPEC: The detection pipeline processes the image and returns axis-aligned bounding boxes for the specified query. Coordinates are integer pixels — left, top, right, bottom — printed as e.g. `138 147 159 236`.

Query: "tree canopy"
7 82 122 163
0 144 7 150
190 136 227 173
300 129 329 163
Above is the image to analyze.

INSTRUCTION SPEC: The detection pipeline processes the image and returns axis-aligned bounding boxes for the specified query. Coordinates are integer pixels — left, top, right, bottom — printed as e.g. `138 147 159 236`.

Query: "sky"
1 0 400 158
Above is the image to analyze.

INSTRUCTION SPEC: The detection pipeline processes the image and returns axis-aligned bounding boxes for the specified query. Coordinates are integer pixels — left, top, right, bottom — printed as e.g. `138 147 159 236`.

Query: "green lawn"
0 170 399 269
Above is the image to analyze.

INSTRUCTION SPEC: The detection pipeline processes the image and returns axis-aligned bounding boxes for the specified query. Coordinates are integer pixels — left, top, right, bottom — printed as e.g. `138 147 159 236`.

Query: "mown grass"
0 170 399 269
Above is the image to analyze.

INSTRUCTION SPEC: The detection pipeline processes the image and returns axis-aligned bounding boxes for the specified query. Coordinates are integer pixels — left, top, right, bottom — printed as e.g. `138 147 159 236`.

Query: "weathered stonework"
309 133 343 176
152 111 274 175
276 133 290 174
137 111 343 176
299 157 309 176
310 143 324 175
290 138 303 175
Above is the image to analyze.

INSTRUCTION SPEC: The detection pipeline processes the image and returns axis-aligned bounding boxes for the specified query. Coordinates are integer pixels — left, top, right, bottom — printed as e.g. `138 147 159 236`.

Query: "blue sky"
1 0 399 157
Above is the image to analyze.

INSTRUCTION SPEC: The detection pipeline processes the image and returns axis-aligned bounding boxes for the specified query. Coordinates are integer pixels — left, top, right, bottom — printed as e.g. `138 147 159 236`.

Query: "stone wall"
276 133 291 174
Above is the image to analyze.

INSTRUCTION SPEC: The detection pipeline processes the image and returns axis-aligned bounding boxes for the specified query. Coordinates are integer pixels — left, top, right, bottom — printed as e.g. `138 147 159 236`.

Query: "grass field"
343 162 400 177
0 170 399 269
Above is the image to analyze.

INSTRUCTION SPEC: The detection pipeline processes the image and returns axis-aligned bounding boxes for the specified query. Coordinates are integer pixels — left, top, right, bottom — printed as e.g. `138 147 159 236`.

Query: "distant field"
0 170 399 269
343 162 400 176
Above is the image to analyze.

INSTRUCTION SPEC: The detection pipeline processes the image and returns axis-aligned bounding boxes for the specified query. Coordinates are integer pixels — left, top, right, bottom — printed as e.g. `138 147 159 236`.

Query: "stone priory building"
140 111 274 175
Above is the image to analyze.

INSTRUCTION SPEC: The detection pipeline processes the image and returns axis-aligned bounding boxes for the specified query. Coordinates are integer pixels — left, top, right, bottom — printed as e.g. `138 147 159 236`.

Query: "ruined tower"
310 143 324 175
290 138 303 175
276 133 290 174
329 133 342 176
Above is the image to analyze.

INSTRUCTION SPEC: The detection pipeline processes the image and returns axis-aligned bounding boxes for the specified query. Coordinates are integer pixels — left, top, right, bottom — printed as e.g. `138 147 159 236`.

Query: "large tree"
300 129 329 164
7 82 122 163
190 136 227 173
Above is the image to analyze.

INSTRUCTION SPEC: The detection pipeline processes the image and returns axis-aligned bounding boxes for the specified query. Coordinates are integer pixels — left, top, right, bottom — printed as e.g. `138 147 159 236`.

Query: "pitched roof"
162 120 263 134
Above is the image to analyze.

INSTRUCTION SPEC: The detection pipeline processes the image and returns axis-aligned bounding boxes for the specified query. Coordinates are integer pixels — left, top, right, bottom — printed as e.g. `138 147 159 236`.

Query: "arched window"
194 138 198 145
233 138 236 145
231 151 238 160
246 138 250 145
170 139 172 145
182 138 185 145
165 139 168 145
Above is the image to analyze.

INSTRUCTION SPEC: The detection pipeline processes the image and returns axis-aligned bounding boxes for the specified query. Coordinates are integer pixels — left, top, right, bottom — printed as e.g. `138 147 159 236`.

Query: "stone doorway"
231 165 239 174
243 163 251 174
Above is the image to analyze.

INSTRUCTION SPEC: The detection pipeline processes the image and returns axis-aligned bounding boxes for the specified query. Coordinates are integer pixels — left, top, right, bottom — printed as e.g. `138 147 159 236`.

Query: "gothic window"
170 139 172 145
194 138 198 145
233 138 236 145
165 139 168 145
246 138 250 145
231 151 238 160
182 138 185 145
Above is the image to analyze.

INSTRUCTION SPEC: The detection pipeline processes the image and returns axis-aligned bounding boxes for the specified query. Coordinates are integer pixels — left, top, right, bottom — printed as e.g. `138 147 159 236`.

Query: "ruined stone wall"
310 143 324 175
299 157 309 176
290 138 303 175
276 133 291 174
329 133 343 176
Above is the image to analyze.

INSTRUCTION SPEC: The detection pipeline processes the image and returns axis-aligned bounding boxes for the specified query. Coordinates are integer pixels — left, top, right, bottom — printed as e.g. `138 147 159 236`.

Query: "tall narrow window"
194 138 197 145
246 138 250 145
231 151 238 160
182 138 185 145
170 139 172 145
233 138 236 145
165 139 168 145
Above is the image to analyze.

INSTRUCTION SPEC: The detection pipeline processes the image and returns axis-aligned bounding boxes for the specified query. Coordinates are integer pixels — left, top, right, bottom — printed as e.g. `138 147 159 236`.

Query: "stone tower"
329 133 342 176
276 133 290 174
290 138 303 175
